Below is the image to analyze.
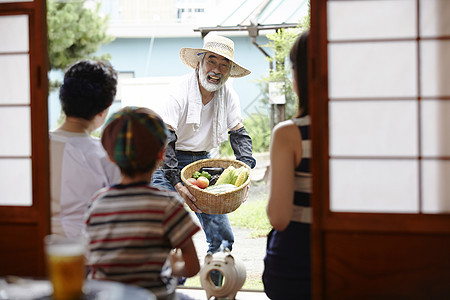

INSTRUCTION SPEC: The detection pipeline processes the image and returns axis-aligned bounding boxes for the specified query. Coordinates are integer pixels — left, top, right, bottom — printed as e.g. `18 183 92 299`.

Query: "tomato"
196 176 209 189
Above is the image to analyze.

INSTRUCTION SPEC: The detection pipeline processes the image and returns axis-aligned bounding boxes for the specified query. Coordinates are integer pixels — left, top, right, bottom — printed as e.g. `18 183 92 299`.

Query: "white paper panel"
421 100 450 156
0 15 28 52
0 159 32 206
0 107 31 156
420 40 450 97
420 0 450 37
330 159 419 213
0 54 30 104
328 0 416 41
422 160 450 213
328 42 417 99
329 101 418 156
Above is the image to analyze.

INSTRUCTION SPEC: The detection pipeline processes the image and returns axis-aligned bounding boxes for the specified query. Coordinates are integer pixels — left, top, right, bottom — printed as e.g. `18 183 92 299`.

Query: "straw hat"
180 33 251 78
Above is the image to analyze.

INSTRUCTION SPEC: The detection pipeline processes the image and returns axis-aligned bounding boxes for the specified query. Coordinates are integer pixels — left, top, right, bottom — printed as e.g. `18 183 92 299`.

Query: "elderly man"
152 33 256 257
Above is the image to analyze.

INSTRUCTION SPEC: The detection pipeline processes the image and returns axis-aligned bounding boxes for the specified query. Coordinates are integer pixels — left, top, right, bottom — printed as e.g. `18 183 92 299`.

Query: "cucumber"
204 183 237 194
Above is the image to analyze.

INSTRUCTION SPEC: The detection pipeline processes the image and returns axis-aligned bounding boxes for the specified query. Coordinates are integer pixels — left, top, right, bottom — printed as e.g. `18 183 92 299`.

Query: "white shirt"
161 71 242 152
49 129 121 238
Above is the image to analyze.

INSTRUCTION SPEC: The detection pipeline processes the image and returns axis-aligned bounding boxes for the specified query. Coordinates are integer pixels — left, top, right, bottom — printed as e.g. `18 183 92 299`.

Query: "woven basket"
180 158 251 214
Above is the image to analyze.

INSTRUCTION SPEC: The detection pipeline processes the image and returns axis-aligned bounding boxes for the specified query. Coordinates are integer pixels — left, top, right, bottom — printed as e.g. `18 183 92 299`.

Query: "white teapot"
199 249 246 300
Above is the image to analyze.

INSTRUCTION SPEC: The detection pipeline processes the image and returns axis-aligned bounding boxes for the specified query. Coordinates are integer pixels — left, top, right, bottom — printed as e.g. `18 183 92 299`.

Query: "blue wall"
48 34 272 129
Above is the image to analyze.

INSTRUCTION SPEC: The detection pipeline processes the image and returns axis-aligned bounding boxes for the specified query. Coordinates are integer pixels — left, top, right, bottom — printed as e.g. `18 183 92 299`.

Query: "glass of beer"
44 235 86 300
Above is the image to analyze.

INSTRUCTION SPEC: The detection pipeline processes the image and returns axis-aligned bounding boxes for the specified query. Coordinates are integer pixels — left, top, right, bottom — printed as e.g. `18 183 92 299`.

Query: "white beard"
198 66 228 92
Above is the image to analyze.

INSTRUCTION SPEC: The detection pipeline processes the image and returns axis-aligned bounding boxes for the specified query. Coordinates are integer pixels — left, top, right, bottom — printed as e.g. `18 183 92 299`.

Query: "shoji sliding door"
310 0 450 298
0 0 49 277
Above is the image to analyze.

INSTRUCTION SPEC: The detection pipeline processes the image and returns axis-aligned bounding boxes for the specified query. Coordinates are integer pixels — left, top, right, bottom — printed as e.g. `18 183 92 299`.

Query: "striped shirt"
291 116 312 224
85 182 200 299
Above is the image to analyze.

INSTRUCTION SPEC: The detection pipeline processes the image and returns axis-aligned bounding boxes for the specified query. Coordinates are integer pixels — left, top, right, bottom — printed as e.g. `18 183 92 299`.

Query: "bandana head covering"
101 106 168 170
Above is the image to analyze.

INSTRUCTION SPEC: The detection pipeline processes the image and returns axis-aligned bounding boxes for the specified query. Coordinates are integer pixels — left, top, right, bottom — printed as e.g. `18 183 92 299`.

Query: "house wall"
97 35 273 111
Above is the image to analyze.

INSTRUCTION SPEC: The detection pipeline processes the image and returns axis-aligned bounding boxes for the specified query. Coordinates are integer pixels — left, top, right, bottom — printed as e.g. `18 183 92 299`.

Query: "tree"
47 0 114 88
257 1 310 122
263 27 302 121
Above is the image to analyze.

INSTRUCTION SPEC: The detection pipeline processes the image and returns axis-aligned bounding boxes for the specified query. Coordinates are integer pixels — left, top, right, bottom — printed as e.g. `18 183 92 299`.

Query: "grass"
185 194 272 290
228 197 271 238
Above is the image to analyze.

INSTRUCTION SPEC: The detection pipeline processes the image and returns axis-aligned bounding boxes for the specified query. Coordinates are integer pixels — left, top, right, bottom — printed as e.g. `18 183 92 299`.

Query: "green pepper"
192 171 201 179
200 171 211 180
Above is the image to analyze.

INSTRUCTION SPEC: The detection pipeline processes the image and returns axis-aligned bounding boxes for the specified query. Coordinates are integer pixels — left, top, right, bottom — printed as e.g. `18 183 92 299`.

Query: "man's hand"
175 182 202 213
243 183 250 203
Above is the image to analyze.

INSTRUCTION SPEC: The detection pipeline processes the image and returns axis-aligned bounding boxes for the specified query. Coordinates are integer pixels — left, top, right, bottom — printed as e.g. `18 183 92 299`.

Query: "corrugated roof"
218 0 309 27
257 0 309 24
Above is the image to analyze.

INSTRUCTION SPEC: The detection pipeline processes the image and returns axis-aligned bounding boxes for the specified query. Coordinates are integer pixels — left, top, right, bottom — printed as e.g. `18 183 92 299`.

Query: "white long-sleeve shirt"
161 71 242 152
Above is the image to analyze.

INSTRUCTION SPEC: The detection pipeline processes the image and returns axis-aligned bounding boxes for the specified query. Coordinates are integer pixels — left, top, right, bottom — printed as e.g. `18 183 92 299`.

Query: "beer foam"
46 243 85 256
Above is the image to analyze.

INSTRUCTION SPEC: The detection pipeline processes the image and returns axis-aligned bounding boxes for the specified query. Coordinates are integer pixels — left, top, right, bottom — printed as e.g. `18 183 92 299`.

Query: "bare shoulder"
273 120 300 140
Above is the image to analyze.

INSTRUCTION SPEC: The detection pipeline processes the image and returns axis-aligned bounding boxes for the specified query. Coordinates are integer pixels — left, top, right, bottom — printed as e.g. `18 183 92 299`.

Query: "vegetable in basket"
199 167 224 176
233 167 249 187
196 176 209 189
215 166 235 185
209 174 220 186
192 170 212 181
204 183 237 193
214 166 249 187
200 171 211 180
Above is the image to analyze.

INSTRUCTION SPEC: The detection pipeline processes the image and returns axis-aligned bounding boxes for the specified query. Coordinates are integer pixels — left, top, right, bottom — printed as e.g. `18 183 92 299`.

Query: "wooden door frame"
309 0 450 298
0 0 49 277
309 1 327 297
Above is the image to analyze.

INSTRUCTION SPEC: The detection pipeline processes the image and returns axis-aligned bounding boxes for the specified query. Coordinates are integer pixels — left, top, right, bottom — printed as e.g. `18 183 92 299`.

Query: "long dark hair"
289 30 309 118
